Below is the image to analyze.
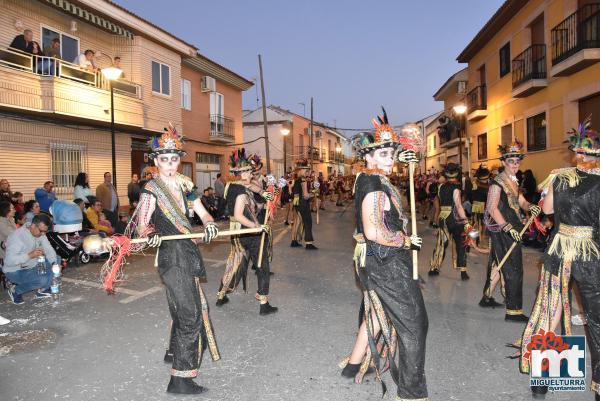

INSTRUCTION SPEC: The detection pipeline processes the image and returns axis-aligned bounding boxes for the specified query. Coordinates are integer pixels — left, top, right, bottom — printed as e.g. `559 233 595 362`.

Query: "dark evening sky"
115 0 504 134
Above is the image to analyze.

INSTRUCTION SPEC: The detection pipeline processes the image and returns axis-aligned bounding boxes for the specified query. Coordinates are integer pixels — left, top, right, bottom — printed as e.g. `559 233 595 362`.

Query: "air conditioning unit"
201 76 216 92
457 81 467 94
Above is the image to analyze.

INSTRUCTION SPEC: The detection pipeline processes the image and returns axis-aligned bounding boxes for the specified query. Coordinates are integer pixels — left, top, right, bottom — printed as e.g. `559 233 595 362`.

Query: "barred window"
51 143 87 196
527 112 547 152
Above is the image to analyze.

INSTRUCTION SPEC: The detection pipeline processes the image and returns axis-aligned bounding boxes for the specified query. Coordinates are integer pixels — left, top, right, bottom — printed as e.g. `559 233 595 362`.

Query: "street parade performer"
215 149 278 316
519 119 600 399
480 140 540 320
340 108 428 401
471 164 490 247
429 162 472 280
135 125 220 394
290 159 318 250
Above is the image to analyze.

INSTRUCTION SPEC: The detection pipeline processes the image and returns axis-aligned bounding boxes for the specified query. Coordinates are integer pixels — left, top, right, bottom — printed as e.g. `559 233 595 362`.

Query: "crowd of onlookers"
0 171 149 314
8 28 124 77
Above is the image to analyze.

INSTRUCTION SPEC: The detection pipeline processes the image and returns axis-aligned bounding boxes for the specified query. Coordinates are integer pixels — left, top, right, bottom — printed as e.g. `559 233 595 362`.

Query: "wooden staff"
495 215 536 271
130 228 263 244
257 208 271 268
409 162 418 280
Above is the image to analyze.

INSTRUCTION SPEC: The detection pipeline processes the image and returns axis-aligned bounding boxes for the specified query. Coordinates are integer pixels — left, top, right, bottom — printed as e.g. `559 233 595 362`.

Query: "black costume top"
437 182 459 208
486 174 523 232
293 178 309 207
354 173 408 265
544 169 600 274
141 178 205 278
471 181 488 203
225 182 256 227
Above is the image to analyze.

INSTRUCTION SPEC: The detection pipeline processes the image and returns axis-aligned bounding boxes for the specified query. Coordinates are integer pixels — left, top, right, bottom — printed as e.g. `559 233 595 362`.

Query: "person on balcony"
74 49 97 72
9 29 34 53
112 56 125 79
44 38 61 60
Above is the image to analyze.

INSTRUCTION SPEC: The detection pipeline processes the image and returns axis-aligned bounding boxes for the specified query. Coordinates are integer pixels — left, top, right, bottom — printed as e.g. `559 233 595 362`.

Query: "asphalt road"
0 201 593 401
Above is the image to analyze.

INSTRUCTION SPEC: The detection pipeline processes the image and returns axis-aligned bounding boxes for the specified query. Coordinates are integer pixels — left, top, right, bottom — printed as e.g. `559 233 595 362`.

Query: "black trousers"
162 267 204 377
297 204 314 243
436 215 467 269
366 253 429 399
232 234 270 296
486 230 523 313
571 259 600 391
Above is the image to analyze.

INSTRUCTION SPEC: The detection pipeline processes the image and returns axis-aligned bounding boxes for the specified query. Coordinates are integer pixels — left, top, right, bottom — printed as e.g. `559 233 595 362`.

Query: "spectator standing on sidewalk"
2 214 57 305
0 179 14 203
127 173 141 208
34 181 56 214
96 172 119 228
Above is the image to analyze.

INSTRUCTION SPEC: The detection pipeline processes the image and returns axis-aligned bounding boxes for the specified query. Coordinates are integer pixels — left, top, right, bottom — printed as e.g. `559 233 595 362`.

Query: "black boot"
461 270 470 280
305 244 318 250
428 268 440 276
290 240 301 248
505 313 529 322
341 363 360 378
284 220 289 225
259 302 278 315
530 385 547 398
479 296 503 308
216 295 229 307
595 392 600 401
163 349 173 364
166 376 207 394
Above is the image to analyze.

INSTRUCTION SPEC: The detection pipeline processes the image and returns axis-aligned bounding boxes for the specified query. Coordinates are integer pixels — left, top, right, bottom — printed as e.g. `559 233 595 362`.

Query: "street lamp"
101 66 123 189
452 103 467 172
281 127 290 176
335 144 342 174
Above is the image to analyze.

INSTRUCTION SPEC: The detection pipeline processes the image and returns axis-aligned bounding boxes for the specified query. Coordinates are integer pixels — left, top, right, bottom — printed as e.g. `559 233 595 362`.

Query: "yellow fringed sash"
353 233 367 268
439 206 452 220
472 201 485 214
548 224 599 262
538 167 580 192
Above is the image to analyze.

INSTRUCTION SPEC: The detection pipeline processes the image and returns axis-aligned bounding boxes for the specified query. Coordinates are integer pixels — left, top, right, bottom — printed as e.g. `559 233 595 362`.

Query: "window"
210 92 224 116
151 61 170 96
196 152 221 165
527 112 547 151
181 79 191 110
433 135 437 149
50 143 87 195
499 42 511 78
41 27 79 62
477 133 488 160
501 124 513 146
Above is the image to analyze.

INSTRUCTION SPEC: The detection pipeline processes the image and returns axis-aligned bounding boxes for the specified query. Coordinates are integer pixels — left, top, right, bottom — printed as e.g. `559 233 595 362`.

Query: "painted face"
241 170 252 182
366 147 395 174
502 157 521 175
156 153 180 177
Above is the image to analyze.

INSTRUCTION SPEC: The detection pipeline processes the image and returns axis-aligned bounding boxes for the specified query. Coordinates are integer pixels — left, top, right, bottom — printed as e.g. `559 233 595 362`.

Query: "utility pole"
309 97 314 166
258 54 271 173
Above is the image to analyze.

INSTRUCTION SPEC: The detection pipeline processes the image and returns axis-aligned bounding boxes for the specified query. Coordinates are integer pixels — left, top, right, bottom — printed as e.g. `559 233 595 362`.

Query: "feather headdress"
353 107 400 156
149 123 186 159
498 140 525 160
229 148 253 174
567 116 600 157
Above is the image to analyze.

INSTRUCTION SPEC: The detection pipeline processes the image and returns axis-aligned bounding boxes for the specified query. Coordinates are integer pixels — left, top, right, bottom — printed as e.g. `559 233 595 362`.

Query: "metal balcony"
512 44 548 97
209 114 235 142
466 85 487 121
551 3 600 76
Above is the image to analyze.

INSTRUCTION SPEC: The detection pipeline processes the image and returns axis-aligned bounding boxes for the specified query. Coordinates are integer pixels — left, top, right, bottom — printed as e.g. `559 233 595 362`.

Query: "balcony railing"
296 146 321 160
210 114 235 141
466 85 487 114
0 46 141 98
551 3 600 65
512 44 547 88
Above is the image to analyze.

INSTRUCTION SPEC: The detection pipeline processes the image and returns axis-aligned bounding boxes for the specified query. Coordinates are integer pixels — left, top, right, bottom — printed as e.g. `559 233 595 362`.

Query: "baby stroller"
47 200 92 268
